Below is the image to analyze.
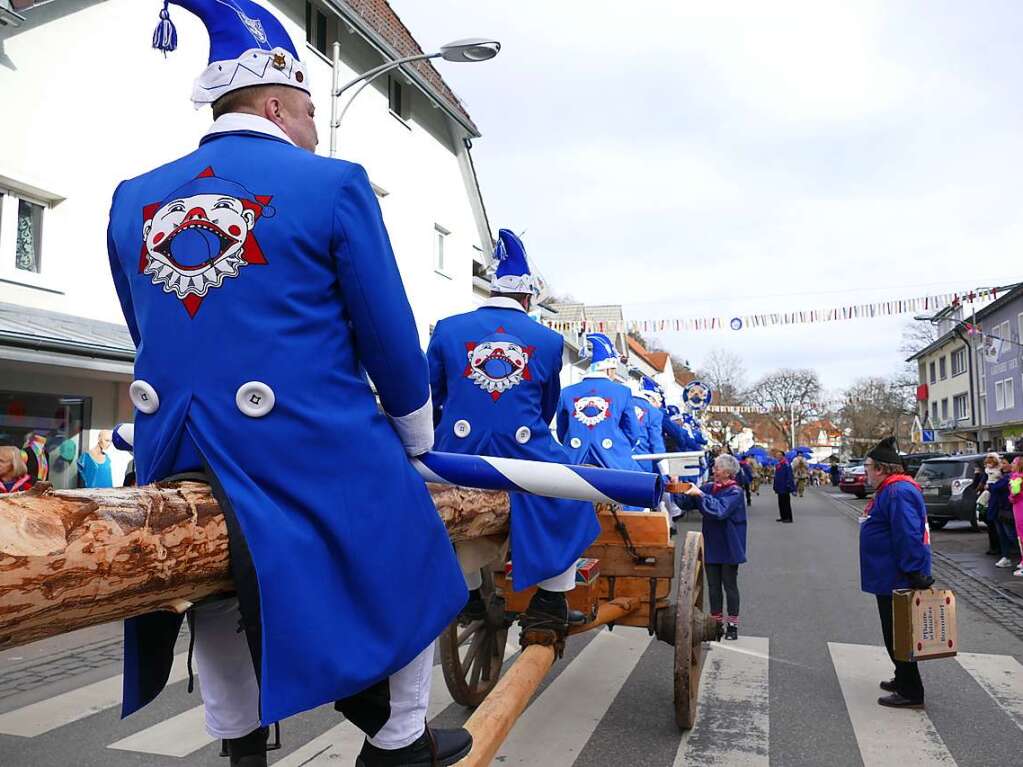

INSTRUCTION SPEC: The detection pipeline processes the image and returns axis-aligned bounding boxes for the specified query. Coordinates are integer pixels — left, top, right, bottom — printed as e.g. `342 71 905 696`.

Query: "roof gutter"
0 5 25 26
0 331 135 362
323 0 482 139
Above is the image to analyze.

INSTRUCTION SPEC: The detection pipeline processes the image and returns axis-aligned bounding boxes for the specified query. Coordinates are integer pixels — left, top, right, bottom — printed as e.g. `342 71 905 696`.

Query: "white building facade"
0 0 493 484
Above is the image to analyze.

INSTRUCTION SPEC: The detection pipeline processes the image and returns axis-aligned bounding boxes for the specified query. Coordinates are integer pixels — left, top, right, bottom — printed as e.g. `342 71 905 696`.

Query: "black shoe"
776 518 784 522
782 520 793 523
880 678 897 693
356 727 472 766
877 693 924 708
669 523 678 536
985 550 1000 556
226 727 268 767
725 623 738 641
523 589 587 628
458 590 487 625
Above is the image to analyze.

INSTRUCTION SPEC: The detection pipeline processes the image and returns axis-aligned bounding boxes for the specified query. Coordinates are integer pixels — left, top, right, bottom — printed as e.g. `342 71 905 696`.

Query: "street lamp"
329 37 501 156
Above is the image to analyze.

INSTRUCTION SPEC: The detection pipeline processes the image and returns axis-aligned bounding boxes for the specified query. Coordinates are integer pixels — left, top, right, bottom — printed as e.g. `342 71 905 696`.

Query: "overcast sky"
390 1 1023 395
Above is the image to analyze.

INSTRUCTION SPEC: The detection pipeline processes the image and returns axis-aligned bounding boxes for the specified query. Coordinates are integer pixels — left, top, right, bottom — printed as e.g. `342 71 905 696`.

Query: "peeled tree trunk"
0 481 510 651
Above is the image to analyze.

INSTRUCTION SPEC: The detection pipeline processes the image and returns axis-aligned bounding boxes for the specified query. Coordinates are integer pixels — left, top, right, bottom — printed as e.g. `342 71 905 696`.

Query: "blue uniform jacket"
738 463 753 487
631 396 665 473
661 410 701 452
774 460 796 494
107 124 465 725
426 298 599 590
557 375 642 471
860 479 932 594
675 483 747 564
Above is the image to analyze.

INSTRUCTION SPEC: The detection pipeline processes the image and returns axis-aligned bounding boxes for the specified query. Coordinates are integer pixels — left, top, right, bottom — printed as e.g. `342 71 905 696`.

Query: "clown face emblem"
464 328 534 401
140 167 273 318
634 405 646 423
574 395 611 428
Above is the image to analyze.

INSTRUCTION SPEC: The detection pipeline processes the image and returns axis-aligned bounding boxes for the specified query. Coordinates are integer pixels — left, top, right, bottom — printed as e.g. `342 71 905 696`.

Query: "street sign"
922 429 935 443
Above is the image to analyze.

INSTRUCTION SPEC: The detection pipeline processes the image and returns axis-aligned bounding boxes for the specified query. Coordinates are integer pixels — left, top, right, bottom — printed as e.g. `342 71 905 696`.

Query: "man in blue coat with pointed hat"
631 377 666 475
106 2 471 765
427 230 600 629
557 334 643 473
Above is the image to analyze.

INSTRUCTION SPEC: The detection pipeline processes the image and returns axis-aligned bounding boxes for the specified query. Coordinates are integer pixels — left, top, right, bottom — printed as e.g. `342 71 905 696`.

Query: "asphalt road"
2 487 1023 766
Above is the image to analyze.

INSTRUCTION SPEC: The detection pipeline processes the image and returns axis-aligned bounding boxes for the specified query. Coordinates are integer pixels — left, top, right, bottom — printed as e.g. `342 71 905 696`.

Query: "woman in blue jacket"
675 453 747 640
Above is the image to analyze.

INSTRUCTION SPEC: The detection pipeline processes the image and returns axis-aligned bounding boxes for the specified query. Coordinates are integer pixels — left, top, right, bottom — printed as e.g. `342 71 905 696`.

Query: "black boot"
522 588 587 629
725 623 738 641
879 678 897 693
878 692 924 708
226 726 268 767
356 726 472 766
458 588 487 625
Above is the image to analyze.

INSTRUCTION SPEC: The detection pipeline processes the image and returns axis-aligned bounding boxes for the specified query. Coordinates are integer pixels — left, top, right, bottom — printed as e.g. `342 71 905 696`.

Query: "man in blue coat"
860 437 934 708
427 230 599 628
557 333 642 472
106 3 470 764
773 448 797 523
631 377 666 474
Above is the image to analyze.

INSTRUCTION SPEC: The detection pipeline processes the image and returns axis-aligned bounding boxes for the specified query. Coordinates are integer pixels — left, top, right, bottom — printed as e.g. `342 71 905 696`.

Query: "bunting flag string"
541 286 1003 335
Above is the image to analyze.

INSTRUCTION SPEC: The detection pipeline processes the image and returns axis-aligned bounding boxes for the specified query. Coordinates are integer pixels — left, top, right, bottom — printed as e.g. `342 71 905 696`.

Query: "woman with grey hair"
674 452 748 640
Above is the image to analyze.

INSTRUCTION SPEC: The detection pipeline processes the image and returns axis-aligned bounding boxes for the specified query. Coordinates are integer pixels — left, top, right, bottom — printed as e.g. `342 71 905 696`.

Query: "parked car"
915 453 1023 529
839 465 874 499
902 451 949 477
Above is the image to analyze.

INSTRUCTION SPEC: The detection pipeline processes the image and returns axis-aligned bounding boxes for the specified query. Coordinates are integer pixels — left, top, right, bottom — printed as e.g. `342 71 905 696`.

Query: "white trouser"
456 539 575 592
192 598 432 748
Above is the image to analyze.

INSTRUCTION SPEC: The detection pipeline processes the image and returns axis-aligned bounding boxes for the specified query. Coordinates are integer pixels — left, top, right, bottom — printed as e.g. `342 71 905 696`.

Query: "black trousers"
876 595 924 701
706 563 740 619
744 485 752 506
777 493 793 522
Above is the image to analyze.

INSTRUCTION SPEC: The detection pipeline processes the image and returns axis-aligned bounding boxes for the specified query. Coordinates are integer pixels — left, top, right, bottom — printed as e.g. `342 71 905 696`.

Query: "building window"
433 224 450 274
305 1 331 56
929 361 936 384
0 390 89 490
931 401 938 422
979 394 986 424
979 351 987 394
1008 378 1016 410
939 356 947 380
941 398 949 421
954 393 969 421
388 76 409 120
0 189 47 275
950 347 966 377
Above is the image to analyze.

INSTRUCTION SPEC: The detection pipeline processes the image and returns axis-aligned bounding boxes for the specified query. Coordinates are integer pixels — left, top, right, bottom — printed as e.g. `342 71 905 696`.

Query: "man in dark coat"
861 437 934 708
773 449 796 523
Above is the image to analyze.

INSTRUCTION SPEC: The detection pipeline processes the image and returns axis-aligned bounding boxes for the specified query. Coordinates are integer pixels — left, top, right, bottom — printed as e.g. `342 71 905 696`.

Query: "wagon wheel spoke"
469 636 486 689
462 625 486 676
457 621 483 647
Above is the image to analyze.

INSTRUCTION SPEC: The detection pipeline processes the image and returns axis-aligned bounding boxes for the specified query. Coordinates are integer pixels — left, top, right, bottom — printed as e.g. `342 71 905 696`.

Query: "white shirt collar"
482 296 527 313
583 371 611 379
203 113 295 146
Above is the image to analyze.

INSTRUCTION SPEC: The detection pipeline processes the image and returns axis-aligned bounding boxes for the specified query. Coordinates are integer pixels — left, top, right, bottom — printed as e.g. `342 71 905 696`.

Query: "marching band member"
106 2 470 764
427 230 599 629
557 333 643 473
631 378 666 474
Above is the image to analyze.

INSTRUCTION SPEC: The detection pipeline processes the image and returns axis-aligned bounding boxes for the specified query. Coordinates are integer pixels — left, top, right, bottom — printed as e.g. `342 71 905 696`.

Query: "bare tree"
898 320 941 358
839 376 915 445
746 369 824 449
696 348 748 405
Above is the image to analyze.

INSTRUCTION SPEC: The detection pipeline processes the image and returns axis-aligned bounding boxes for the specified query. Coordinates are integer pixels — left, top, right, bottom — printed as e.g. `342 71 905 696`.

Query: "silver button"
601 438 613 449
129 380 160 415
235 381 275 418
454 419 471 438
569 437 582 449
515 426 531 444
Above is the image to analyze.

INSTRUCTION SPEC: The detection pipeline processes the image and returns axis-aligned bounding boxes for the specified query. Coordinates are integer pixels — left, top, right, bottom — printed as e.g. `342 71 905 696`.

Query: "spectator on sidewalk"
860 436 933 709
739 457 754 507
773 449 796 523
974 455 1000 557
0 446 34 494
992 457 1018 569
1008 457 1023 577
676 453 747 640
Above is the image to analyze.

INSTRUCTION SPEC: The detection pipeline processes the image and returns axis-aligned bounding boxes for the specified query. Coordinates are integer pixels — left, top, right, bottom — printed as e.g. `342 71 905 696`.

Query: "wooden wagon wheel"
439 569 510 707
673 531 720 730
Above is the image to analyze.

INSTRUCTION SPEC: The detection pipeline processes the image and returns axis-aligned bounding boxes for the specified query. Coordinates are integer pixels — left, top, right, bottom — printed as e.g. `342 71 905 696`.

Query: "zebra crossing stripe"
492 626 652 765
956 652 1023 731
674 636 769 766
107 704 212 757
0 652 189 737
828 642 956 767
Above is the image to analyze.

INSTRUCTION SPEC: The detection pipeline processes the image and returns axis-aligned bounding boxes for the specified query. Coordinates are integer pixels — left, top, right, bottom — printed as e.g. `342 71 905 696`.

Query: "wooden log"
0 481 509 652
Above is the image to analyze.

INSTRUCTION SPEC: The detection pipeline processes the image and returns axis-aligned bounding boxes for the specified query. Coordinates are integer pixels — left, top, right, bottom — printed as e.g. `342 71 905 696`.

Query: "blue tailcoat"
662 410 700 452
557 375 642 471
675 483 747 564
631 396 665 473
107 128 465 725
773 460 796 494
860 480 932 594
426 300 599 590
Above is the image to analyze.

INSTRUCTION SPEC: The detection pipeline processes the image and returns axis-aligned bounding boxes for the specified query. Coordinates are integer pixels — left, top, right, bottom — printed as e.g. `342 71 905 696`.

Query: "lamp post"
329 38 501 157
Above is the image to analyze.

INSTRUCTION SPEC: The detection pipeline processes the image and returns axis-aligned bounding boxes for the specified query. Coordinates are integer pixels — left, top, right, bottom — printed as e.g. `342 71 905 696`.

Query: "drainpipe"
954 325 979 451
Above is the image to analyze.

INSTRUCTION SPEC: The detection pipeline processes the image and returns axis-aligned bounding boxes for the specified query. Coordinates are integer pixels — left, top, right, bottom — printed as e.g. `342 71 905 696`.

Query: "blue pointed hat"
637 375 663 403
491 229 546 299
153 0 310 107
586 332 618 372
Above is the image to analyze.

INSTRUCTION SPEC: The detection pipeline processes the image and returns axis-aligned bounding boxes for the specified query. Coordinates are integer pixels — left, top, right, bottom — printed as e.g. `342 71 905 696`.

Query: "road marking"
956 652 1023 731
0 652 189 737
674 636 769 766
492 627 652 766
108 704 212 757
828 642 956 767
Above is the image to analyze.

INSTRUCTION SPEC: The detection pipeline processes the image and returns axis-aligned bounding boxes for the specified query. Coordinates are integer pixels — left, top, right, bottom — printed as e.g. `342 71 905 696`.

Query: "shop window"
0 391 89 490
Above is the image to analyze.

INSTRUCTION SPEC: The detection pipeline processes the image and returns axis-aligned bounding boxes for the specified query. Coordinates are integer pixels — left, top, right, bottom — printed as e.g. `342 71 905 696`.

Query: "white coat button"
569 437 582 449
235 381 275 418
454 419 471 438
129 380 160 415
601 438 613 449
515 426 531 444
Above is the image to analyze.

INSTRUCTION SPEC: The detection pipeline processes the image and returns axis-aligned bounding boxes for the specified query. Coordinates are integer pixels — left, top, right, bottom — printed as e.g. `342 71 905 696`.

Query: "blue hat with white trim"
491 229 547 300
586 332 618 372
153 0 310 107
